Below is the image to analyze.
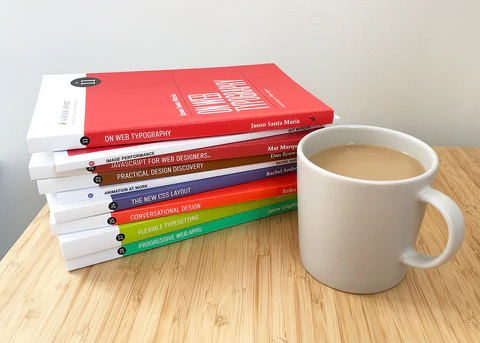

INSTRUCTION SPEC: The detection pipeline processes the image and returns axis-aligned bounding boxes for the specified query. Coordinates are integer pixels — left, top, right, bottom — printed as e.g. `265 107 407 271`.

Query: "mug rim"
297 125 439 185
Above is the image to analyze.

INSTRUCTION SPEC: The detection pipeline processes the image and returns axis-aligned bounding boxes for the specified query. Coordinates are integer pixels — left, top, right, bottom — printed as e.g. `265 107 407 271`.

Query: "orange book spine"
111 174 297 225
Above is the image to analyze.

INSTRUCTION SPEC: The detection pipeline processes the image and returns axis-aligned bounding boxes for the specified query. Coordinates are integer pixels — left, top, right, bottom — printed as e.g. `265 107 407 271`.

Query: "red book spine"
92 130 310 173
110 174 297 225
85 114 331 148
95 153 296 186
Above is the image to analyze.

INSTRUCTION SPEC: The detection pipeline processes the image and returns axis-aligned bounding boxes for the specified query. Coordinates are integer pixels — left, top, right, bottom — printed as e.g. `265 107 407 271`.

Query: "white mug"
296 125 465 294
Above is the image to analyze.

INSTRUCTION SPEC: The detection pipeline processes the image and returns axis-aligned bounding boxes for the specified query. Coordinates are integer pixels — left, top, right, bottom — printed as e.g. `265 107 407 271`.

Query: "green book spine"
122 197 297 256
119 194 295 244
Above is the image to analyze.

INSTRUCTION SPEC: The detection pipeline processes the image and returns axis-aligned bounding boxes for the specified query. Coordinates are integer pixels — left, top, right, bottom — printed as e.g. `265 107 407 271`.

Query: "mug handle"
400 187 465 269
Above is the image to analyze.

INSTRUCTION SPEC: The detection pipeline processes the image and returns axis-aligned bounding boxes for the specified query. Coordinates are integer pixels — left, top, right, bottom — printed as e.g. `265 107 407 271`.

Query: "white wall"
1 0 479 258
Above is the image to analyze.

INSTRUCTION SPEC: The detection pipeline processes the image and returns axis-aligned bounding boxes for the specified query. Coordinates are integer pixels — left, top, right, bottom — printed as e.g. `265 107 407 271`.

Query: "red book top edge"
27 63 334 153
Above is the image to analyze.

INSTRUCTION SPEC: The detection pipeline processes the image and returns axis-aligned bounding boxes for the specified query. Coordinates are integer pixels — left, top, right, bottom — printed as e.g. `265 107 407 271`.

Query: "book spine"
27 74 87 153
83 112 333 148
119 194 294 244
47 193 113 224
55 159 297 204
59 195 295 259
64 197 298 271
37 174 96 194
111 163 297 211
124 197 297 255
53 175 297 234
29 152 89 180
54 125 320 172
112 179 297 225
95 153 295 186
93 131 307 173
50 212 112 235
38 153 295 194
48 163 297 223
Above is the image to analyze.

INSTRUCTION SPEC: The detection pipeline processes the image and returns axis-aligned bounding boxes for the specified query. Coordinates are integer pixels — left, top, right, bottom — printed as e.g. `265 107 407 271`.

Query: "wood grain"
0 147 479 343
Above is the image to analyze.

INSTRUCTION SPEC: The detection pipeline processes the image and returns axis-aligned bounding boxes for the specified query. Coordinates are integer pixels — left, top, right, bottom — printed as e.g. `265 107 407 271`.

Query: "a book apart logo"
71 77 102 87
59 100 70 125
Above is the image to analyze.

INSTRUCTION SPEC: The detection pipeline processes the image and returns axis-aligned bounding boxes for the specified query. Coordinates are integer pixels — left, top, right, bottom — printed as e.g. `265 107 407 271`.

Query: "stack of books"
26 63 336 271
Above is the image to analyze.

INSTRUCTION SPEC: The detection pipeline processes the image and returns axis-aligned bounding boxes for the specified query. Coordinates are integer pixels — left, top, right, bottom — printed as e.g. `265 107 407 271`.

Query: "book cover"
52 158 297 202
27 63 334 153
47 163 297 223
30 128 309 179
50 173 296 234
58 194 296 260
64 197 298 271
38 152 296 193
52 125 322 172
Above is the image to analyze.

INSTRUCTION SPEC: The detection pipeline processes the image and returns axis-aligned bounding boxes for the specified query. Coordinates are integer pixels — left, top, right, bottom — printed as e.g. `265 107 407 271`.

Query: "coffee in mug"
308 144 425 181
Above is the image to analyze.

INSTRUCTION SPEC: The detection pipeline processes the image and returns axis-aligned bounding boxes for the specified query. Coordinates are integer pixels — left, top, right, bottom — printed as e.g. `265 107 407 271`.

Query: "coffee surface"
308 144 425 181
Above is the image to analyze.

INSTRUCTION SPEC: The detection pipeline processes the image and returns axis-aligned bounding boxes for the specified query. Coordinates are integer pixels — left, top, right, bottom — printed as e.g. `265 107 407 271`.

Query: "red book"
27 63 334 153
29 128 315 179
92 129 309 172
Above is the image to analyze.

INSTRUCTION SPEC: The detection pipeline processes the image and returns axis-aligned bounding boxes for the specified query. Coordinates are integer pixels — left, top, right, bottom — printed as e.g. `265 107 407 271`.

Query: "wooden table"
1 147 479 342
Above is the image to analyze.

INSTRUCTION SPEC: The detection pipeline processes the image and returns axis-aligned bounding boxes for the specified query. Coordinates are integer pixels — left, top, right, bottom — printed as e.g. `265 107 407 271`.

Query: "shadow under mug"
296 125 465 294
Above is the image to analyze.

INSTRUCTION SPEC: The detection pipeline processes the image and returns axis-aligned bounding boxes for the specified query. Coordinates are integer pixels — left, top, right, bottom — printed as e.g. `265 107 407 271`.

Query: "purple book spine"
109 163 297 211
